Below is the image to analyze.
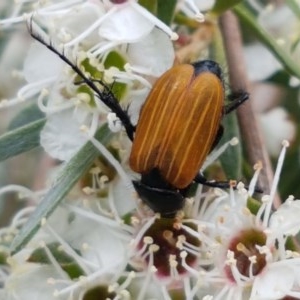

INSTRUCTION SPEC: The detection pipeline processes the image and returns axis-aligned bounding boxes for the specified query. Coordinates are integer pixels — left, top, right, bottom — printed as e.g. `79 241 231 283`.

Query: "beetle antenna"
27 17 135 141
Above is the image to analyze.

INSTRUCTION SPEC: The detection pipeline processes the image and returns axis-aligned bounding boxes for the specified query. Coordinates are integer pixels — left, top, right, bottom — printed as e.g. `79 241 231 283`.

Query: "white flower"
193 141 300 299
245 3 300 83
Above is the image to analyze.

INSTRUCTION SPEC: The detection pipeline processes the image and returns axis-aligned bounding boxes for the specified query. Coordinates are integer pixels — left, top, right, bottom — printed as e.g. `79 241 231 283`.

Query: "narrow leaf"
0 119 46 162
219 113 242 180
8 104 44 130
234 4 300 79
10 125 112 254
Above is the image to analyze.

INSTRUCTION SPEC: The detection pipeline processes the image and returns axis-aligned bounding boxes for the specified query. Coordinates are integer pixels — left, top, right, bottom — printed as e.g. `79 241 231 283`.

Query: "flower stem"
219 11 280 206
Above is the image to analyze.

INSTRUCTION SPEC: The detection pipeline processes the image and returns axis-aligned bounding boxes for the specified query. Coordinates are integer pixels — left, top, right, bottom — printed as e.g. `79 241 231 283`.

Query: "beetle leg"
194 173 263 193
224 91 249 114
194 173 233 188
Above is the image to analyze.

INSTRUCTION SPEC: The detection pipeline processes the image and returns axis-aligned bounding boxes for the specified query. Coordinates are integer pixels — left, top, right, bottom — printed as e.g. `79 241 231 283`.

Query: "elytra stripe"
135 79 167 169
132 70 173 171
130 65 194 174
163 72 223 187
174 88 221 185
145 79 182 168
155 67 195 165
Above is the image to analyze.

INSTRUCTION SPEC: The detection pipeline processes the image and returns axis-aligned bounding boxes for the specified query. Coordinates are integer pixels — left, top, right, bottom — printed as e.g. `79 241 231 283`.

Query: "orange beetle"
29 24 248 217
129 60 248 216
130 63 224 189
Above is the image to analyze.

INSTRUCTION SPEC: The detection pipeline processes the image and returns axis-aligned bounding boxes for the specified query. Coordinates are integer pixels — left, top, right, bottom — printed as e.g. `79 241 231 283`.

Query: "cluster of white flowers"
0 1 299 300
243 1 299 157
1 140 300 299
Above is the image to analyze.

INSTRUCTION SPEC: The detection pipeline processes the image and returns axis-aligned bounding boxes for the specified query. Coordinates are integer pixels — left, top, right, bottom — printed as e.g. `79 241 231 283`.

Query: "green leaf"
157 0 177 25
28 242 85 279
212 0 243 15
8 104 45 130
219 113 242 180
234 4 300 79
10 125 112 254
0 118 46 162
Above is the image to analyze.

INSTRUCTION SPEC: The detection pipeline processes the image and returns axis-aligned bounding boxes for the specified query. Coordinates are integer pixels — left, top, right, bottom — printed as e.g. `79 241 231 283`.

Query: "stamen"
263 140 289 227
131 215 157 247
136 250 156 300
183 0 205 22
180 251 199 277
248 255 257 279
84 131 134 192
169 254 179 278
0 185 35 199
248 161 262 196
64 7 116 47
38 91 74 113
201 137 238 171
11 207 36 228
64 203 133 233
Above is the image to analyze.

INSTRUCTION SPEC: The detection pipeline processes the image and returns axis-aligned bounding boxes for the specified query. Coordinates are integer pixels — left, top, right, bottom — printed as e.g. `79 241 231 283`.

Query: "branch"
219 11 281 207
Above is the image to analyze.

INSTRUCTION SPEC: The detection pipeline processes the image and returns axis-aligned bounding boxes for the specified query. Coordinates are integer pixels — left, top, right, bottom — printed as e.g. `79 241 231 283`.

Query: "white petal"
40 109 89 161
251 265 294 299
259 108 295 157
244 43 281 81
99 5 153 42
128 28 175 77
54 3 105 44
67 214 128 268
270 200 300 236
23 42 63 83
5 264 60 300
112 177 136 216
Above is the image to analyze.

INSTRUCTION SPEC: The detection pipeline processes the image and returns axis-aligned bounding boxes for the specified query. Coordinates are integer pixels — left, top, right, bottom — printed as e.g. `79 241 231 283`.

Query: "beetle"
129 61 249 215
28 21 249 217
